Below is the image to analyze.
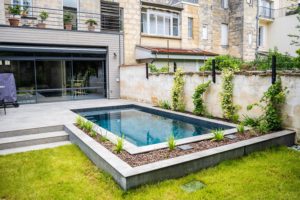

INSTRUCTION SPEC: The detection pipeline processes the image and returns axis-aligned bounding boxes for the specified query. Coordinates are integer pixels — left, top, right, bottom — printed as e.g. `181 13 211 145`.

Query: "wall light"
113 52 117 58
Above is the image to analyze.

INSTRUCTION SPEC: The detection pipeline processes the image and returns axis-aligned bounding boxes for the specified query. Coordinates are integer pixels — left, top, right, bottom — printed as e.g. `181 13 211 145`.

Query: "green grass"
0 145 299 200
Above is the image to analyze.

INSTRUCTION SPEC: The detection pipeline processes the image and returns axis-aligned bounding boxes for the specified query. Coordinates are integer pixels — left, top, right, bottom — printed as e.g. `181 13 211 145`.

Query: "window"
12 0 32 14
202 24 208 40
63 0 78 30
258 26 264 47
221 24 228 46
141 9 180 37
221 0 229 9
188 17 193 39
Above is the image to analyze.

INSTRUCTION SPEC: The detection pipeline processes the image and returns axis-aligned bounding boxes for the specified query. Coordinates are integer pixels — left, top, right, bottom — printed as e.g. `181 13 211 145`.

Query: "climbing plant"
171 68 185 111
247 77 287 132
192 81 211 116
220 68 239 122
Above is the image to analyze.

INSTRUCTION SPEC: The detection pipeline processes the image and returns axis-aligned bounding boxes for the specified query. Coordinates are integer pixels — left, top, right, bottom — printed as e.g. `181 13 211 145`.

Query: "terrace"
3 2 122 32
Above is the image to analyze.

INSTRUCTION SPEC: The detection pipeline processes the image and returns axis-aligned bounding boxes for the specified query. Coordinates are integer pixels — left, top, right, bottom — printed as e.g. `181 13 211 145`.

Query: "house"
120 0 298 71
0 0 124 104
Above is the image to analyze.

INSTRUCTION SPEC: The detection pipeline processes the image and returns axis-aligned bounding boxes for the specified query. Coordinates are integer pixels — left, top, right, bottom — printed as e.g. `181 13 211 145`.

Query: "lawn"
0 145 299 200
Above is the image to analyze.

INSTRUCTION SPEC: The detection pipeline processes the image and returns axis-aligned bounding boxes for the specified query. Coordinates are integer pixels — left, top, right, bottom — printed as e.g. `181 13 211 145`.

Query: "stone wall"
0 0 4 25
120 64 300 140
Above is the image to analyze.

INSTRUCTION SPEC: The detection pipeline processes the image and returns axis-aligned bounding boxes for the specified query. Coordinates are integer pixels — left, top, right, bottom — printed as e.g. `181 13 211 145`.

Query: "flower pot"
65 23 72 31
88 25 95 31
8 18 20 27
37 23 46 29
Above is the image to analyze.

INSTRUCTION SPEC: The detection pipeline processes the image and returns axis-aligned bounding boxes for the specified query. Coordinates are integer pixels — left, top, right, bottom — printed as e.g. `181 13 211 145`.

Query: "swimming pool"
75 105 234 147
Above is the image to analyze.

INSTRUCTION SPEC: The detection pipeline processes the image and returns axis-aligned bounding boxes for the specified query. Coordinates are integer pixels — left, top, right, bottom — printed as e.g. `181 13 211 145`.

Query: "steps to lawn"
0 126 70 155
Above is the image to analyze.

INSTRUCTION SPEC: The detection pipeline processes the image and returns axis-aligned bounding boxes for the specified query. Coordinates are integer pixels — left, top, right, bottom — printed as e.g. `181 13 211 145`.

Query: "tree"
288 1 300 46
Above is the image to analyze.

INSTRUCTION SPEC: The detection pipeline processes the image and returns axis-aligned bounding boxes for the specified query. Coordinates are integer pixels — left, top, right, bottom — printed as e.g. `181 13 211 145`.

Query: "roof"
139 46 218 56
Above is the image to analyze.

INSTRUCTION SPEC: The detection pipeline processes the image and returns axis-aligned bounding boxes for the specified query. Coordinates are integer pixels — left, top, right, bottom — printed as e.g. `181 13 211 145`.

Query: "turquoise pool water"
78 107 233 147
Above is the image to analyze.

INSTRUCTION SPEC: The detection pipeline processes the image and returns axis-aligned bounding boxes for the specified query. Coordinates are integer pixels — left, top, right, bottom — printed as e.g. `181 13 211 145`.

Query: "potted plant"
37 11 49 28
85 19 97 31
7 4 21 27
21 7 29 17
64 11 73 30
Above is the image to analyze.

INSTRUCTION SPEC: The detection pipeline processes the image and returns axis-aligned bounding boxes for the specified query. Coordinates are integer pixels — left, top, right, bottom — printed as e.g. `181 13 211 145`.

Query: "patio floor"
0 99 133 133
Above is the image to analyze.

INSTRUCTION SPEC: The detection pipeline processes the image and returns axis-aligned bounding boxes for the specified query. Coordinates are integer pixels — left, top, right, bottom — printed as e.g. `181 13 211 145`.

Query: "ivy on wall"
171 68 185 112
220 69 239 122
192 81 211 116
247 77 287 132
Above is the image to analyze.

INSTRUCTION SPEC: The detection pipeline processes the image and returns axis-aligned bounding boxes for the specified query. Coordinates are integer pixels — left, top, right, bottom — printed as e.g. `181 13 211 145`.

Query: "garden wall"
120 65 300 140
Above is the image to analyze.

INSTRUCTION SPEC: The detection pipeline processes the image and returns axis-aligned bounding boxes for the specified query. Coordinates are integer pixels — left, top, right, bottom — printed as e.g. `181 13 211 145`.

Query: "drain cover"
225 134 237 140
181 180 206 193
289 145 300 152
178 144 193 150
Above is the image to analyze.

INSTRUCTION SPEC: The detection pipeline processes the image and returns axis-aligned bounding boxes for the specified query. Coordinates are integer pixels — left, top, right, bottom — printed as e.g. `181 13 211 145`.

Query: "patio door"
36 60 73 103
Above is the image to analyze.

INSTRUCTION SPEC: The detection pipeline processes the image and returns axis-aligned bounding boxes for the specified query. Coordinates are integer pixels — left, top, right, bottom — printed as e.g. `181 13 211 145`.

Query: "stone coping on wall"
149 70 300 77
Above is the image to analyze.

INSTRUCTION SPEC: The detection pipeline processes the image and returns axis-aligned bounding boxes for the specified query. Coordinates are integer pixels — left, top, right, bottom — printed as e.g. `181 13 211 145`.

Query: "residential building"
0 0 124 104
120 0 299 71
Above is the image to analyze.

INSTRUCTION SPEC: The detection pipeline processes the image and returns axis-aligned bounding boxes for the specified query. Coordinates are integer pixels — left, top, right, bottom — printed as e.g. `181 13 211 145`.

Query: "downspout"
255 0 259 59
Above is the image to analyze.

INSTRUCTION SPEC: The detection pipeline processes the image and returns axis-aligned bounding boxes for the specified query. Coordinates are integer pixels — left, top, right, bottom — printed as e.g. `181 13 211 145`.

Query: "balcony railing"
259 6 274 19
4 4 121 33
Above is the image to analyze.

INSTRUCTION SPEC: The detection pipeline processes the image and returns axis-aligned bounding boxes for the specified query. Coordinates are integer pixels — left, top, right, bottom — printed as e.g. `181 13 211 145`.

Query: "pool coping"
72 104 240 154
66 123 296 190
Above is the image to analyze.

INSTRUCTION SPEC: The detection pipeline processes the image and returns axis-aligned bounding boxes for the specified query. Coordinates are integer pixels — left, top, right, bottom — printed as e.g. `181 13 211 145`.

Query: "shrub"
242 115 261 128
7 4 21 16
167 134 176 151
211 129 225 142
237 123 245 133
247 77 287 131
200 55 242 71
85 19 97 26
192 81 211 116
149 64 169 73
249 48 300 70
83 121 93 133
90 130 97 137
220 69 239 122
114 135 124 153
257 120 269 134
75 116 85 129
39 11 49 22
171 68 185 111
158 100 171 110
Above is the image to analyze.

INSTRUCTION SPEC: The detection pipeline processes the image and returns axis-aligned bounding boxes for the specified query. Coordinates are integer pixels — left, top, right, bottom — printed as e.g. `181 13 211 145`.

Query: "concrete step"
0 131 69 150
0 141 72 155
0 125 64 138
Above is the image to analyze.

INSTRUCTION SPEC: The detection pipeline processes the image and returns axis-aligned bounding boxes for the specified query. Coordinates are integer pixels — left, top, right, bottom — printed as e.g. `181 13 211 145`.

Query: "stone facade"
120 64 300 140
119 0 296 65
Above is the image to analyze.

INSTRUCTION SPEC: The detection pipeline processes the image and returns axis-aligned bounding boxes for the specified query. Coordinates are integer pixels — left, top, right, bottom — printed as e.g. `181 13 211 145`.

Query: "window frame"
141 9 180 37
221 23 229 46
258 26 264 47
221 0 229 9
188 17 193 39
202 24 208 40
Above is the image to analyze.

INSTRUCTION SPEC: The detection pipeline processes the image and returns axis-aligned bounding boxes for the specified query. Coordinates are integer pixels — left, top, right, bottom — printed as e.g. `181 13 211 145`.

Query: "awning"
0 44 107 54
136 45 218 61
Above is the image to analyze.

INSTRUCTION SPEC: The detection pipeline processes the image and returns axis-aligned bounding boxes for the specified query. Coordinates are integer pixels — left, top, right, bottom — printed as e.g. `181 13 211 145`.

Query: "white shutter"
202 25 208 40
221 24 228 46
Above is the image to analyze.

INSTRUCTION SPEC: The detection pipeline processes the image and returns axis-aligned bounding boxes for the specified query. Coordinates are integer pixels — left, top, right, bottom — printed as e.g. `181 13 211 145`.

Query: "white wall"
268 14 299 56
120 65 300 140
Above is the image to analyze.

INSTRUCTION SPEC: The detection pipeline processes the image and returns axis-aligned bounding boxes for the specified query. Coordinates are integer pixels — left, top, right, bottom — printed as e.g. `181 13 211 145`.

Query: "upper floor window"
141 8 180 37
12 0 31 7
221 0 229 9
221 24 228 46
63 0 78 30
258 26 264 47
188 17 193 39
202 24 208 40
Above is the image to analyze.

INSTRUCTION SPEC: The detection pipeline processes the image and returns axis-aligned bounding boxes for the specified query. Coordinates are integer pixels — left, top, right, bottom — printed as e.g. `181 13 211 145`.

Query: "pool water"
79 108 233 147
